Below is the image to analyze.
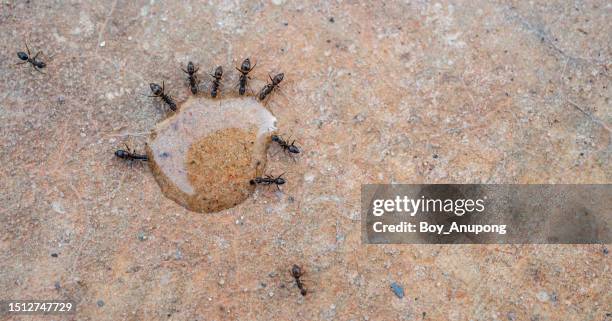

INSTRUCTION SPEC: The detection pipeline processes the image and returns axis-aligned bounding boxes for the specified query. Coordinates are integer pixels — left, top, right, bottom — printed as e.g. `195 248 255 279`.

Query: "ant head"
271 135 281 142
275 177 286 185
149 83 162 95
249 179 256 185
291 264 302 277
273 73 284 84
240 58 251 71
214 66 223 77
115 149 129 159
17 52 28 61
37 61 46 68
186 61 195 73
300 288 307 296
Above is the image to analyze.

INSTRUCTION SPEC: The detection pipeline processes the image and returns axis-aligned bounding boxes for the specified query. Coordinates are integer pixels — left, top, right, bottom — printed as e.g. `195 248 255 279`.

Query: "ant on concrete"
16 42 46 73
182 61 199 94
250 173 285 191
210 66 223 98
115 145 148 162
271 135 300 159
258 73 284 101
290 264 307 296
236 58 256 95
149 81 177 111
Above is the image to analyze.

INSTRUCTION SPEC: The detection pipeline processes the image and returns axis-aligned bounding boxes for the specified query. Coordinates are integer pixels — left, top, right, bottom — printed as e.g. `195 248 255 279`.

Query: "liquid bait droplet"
147 97 276 213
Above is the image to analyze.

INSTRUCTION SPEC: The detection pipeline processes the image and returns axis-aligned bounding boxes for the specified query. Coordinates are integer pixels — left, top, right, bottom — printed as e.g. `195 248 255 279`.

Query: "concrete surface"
0 0 610 320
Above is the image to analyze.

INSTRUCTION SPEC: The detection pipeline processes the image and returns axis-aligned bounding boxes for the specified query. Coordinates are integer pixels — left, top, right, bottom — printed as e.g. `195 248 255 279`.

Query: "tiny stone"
218 279 225 285
507 312 516 321
51 253 58 257
99 41 105 47
97 300 105 307
329 17 335 23
137 231 146 241
268 292 274 297
536 291 549 302
390 282 404 299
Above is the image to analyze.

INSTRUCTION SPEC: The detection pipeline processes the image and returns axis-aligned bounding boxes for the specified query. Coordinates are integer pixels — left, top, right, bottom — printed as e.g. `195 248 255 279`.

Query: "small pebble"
51 253 58 258
536 291 549 302
390 282 404 299
99 41 105 47
96 300 105 307
137 231 146 241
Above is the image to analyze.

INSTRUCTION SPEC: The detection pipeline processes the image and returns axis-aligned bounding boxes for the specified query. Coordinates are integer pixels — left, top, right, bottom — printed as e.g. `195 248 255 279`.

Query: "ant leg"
15 61 26 65
25 41 31 56
161 81 165 93
31 64 44 74
32 51 41 60
247 79 255 95
289 152 298 163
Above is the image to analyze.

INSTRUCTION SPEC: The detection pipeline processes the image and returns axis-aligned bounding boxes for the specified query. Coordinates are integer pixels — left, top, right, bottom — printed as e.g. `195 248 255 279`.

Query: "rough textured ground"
0 1 610 320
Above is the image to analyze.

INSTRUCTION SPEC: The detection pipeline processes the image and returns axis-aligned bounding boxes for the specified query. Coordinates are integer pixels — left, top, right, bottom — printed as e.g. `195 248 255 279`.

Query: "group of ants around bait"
18 45 309 296
139 58 300 191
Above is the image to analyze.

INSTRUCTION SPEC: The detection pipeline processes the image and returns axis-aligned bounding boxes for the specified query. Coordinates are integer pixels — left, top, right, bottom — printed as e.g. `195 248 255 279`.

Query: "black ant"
249 173 285 191
210 66 223 98
272 135 300 154
16 42 46 73
236 58 256 95
115 145 148 162
258 73 284 101
290 264 307 296
148 81 177 111
182 61 199 94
